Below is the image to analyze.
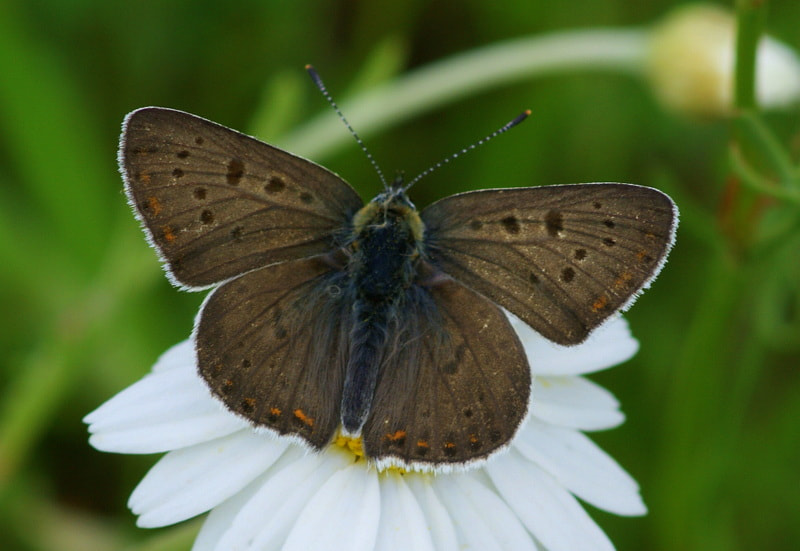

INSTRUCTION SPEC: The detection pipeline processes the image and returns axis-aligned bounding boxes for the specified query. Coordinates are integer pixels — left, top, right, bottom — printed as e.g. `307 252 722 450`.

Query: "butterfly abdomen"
340 301 390 433
341 189 426 433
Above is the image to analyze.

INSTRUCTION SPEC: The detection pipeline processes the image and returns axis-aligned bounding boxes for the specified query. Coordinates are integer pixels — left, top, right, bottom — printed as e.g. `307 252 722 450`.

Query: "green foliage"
0 1 798 550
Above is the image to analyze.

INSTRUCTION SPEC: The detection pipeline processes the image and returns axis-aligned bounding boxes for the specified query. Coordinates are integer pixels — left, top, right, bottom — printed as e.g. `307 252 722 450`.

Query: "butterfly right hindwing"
361 280 530 468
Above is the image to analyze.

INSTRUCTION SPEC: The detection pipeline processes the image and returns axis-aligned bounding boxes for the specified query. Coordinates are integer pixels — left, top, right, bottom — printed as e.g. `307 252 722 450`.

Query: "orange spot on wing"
384 430 407 442
613 271 633 290
270 407 282 416
416 439 429 448
592 295 608 312
293 408 314 427
444 441 456 449
161 225 176 242
147 196 162 216
140 172 151 185
469 434 479 444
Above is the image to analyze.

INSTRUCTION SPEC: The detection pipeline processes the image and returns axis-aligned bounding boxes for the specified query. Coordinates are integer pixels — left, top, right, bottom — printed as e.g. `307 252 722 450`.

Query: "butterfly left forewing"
361 280 530 469
421 183 677 345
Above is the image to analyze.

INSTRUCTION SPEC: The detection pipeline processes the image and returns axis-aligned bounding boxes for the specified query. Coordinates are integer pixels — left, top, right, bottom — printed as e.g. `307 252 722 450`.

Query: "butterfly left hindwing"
196 255 350 449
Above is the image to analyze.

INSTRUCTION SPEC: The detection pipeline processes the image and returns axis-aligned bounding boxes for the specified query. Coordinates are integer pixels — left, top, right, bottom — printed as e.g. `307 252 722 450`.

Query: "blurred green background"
1 1 798 550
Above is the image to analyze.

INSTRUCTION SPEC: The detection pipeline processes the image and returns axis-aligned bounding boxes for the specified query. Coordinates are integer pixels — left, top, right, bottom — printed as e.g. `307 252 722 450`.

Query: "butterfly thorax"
348 190 425 302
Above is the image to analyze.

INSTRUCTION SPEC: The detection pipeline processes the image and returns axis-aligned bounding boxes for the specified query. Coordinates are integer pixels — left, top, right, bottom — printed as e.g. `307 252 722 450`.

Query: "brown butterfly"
120 102 676 471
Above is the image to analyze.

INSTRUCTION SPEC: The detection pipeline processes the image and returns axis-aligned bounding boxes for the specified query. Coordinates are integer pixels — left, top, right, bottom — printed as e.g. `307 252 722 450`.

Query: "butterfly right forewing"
120 107 363 289
422 184 677 345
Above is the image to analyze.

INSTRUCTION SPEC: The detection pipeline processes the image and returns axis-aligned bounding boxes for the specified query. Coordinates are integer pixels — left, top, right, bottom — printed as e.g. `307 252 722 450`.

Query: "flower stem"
734 0 767 110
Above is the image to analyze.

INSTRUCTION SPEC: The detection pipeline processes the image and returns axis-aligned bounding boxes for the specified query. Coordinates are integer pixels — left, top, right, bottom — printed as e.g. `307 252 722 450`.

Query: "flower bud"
647 4 800 116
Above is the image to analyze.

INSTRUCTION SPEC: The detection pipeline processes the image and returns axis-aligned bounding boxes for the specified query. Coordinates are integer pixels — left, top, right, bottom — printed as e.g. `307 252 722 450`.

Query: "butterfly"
119 101 676 471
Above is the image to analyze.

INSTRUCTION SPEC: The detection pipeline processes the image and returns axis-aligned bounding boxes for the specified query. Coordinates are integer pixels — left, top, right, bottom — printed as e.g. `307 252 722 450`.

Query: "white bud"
646 4 800 116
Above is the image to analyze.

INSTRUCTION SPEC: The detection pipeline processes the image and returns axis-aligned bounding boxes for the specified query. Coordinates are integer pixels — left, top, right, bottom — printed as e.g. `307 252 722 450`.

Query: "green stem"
733 111 797 187
729 144 800 204
734 0 767 110
273 29 648 159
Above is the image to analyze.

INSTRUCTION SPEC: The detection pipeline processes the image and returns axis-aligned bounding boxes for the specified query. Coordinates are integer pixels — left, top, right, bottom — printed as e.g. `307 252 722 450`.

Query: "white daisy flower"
86 315 645 551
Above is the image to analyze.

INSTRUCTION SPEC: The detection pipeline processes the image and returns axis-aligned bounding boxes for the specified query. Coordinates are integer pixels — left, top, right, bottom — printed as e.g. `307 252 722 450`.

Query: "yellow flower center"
333 433 407 474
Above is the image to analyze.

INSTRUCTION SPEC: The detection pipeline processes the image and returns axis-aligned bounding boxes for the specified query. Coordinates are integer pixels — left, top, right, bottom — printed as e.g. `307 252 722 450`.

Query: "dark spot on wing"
193 187 207 200
227 158 245 186
195 136 205 145
501 216 520 234
604 219 615 228
545 209 563 237
231 226 244 242
265 177 286 194
593 201 602 209
603 237 616 247
200 210 214 224
561 267 575 282
299 192 313 204
574 248 587 260
172 168 184 178
177 150 190 159
529 272 540 285
469 220 483 231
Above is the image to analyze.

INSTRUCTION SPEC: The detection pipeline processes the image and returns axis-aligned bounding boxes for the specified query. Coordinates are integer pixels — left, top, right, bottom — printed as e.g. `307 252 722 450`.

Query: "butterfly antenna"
403 109 531 191
306 65 389 190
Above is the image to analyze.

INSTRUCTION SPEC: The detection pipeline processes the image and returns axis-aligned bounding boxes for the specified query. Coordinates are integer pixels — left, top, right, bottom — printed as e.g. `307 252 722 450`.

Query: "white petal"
214 447 352 551
511 315 639 376
282 462 381 551
488 450 614 551
152 339 196 372
130 430 289 527
514 420 646 516
374 473 435 551
85 363 246 453
531 376 624 430
405 476 459 551
434 473 538 551
192 476 262 551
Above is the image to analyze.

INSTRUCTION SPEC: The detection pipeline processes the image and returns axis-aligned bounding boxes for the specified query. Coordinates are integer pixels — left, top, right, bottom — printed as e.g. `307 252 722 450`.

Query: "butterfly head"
351 185 425 245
